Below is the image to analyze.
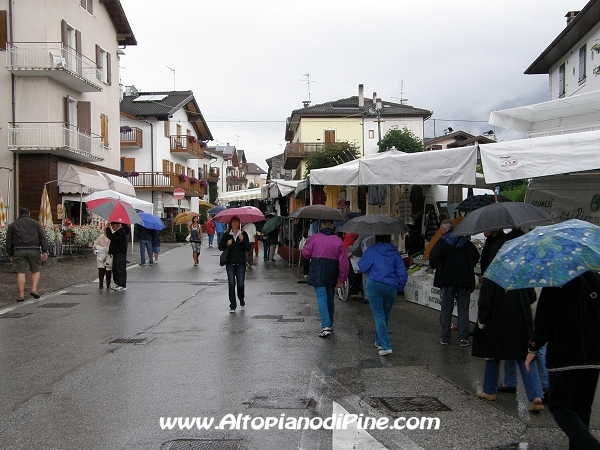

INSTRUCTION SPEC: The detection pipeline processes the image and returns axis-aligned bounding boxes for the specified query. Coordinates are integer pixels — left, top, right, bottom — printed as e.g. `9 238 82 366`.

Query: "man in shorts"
6 208 49 302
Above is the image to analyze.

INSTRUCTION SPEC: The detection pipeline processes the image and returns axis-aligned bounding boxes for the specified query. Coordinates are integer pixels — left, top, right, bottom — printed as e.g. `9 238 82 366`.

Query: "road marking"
332 401 388 450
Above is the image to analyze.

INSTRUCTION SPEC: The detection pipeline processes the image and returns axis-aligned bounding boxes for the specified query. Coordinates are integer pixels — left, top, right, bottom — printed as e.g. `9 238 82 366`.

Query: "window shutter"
61 19 68 46
65 96 71 125
100 113 108 146
164 120 169 137
81 0 86 8
162 159 169 173
88 0 93 14
106 52 111 85
75 29 82 74
0 10 7 50
95 44 101 80
77 101 91 134
123 157 135 172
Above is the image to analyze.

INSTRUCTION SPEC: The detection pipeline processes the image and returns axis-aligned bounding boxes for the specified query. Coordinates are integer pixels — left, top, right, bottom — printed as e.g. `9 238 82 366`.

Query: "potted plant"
120 126 133 133
178 173 188 182
187 136 198 144
63 219 75 238
189 177 199 184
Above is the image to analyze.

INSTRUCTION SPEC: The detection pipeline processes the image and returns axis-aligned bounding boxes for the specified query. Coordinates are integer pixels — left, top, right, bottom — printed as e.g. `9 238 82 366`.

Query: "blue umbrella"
137 212 166 230
484 219 600 290
207 206 226 215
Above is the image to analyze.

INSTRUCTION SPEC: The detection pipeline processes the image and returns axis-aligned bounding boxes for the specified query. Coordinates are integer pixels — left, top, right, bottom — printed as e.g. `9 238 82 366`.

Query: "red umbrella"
85 198 142 225
214 206 265 224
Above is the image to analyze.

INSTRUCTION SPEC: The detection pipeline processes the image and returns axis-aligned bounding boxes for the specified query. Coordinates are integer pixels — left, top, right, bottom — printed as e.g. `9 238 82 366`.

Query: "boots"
105 270 112 289
98 268 106 288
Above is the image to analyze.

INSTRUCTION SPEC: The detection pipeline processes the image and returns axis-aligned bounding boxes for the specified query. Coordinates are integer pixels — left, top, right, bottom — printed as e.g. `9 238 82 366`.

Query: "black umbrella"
289 205 346 221
455 194 511 213
339 214 409 235
451 202 552 236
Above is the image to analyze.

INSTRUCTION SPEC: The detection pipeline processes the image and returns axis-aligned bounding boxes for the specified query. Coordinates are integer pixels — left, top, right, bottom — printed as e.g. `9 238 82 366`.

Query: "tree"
378 126 423 153
209 182 218 205
303 141 361 178
248 182 257 189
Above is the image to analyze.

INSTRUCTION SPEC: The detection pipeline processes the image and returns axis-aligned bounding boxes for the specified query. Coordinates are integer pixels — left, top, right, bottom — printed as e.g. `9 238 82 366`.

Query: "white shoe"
379 349 392 356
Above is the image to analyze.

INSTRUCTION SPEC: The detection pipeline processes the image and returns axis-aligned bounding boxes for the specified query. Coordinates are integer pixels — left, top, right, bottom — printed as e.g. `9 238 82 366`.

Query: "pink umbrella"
85 198 142 225
214 206 265 224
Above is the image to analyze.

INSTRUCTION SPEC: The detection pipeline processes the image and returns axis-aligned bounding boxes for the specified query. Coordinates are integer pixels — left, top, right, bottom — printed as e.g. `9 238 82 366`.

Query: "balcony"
120 127 143 148
6 43 103 93
283 142 327 169
226 175 247 186
238 162 248 172
170 135 205 159
8 122 105 162
207 168 220 183
127 172 207 197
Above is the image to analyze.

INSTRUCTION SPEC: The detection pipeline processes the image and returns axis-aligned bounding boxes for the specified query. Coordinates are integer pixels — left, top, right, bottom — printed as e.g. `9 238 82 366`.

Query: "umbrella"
173 211 199 225
38 185 53 227
484 219 600 290
261 215 283 235
137 212 166 231
214 206 266 224
423 217 463 260
207 206 226 215
85 198 142 225
289 205 346 221
339 214 409 235
0 190 5 226
334 211 364 231
199 200 214 210
451 202 552 236
455 194 511 213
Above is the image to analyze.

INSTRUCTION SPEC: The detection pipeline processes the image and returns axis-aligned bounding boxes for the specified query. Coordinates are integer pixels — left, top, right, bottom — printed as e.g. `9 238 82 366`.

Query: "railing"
128 172 207 196
120 127 143 147
238 163 248 172
207 169 220 182
170 135 204 158
6 43 103 89
284 142 328 157
8 122 105 160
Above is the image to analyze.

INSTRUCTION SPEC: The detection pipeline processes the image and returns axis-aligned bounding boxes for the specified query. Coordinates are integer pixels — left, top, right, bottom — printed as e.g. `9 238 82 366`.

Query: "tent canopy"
261 179 303 199
57 162 109 194
310 146 478 186
101 173 136 196
218 188 262 203
480 129 600 183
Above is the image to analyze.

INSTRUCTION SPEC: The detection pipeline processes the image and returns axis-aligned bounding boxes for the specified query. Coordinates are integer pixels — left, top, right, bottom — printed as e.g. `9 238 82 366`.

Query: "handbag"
219 246 231 266
298 236 307 251
185 234 191 242
105 254 113 269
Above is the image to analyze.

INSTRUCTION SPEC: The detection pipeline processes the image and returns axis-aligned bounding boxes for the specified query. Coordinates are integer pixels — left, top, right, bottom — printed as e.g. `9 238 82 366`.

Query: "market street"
0 243 598 449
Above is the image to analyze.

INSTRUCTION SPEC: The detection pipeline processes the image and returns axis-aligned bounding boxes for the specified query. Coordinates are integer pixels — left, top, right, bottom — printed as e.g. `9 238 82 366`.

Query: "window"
100 113 108 146
176 123 182 136
558 63 566 98
162 159 174 173
80 0 93 14
95 45 111 84
164 120 170 137
579 44 587 83
368 130 375 139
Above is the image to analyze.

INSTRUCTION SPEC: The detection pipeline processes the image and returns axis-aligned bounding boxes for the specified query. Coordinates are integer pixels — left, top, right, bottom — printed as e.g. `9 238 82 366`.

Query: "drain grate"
278 318 304 323
253 315 283 320
39 303 79 308
379 396 451 412
0 312 32 318
266 292 297 295
60 292 89 296
248 396 313 409
166 439 241 450
105 338 148 344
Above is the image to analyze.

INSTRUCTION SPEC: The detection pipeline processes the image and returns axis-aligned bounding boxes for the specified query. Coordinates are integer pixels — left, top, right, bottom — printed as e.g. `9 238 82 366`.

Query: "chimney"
565 10 579 25
376 98 382 110
358 84 364 107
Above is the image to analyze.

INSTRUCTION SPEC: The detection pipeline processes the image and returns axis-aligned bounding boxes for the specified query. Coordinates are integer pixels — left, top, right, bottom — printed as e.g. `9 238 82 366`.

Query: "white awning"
489 90 600 135
218 188 263 202
101 173 136 196
480 130 600 183
81 190 153 214
57 162 110 194
261 179 303 199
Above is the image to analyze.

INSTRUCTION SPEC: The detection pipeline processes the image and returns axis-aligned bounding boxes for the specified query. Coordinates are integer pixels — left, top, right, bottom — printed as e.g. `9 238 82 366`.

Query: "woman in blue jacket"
358 235 408 356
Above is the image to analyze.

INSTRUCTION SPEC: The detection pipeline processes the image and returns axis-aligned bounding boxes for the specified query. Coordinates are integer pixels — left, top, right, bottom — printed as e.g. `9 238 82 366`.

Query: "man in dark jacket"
106 222 130 291
135 223 154 266
6 208 49 301
526 271 600 449
429 219 480 346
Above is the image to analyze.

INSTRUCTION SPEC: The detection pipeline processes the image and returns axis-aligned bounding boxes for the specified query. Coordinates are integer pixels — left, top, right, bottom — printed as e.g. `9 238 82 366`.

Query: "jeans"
217 232 224 244
139 239 153 265
503 345 549 390
225 263 246 310
548 369 600 450
483 359 544 401
208 234 214 246
366 279 397 351
263 240 269 260
440 286 471 342
314 286 335 328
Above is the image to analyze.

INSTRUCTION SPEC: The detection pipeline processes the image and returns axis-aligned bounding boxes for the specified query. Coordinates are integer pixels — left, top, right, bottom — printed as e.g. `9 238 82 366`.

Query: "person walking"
215 219 226 245
135 223 154 266
6 208 49 302
218 215 251 313
473 280 545 411
526 271 600 449
429 219 480 346
152 229 161 264
188 216 203 266
358 235 408 356
106 222 129 291
301 219 349 337
205 215 216 248
267 218 280 262
93 228 112 289
242 221 257 269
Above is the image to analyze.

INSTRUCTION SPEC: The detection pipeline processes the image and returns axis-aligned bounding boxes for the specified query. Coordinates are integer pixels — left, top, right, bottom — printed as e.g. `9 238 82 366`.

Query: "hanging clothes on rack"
323 185 341 208
397 188 414 225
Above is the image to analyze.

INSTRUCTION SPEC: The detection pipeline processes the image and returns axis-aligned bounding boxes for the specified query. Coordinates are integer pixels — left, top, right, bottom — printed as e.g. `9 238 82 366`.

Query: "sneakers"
477 391 497 401
379 349 393 356
439 339 449 345
149 262 154 266
111 286 126 291
318 327 332 338
460 340 471 347
528 398 544 412
139 263 145 266
375 342 383 350
497 385 517 394
229 309 236 313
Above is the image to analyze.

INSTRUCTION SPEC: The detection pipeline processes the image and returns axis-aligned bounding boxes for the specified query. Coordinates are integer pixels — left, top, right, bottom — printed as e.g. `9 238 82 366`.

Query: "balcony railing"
226 175 247 185
120 127 143 148
127 172 207 196
6 43 103 92
238 162 248 172
283 142 328 169
8 122 105 162
170 135 204 158
207 169 220 183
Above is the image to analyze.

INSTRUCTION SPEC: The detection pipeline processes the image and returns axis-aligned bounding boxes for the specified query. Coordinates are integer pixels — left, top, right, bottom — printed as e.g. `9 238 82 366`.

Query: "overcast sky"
118 0 581 171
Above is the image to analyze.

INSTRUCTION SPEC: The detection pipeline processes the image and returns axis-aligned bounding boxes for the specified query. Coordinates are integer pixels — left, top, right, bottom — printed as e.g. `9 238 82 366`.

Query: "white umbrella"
0 190 6 226
39 186 53 227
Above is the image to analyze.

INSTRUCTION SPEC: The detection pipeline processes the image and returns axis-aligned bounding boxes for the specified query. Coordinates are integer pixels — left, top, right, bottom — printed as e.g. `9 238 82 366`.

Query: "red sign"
173 188 185 200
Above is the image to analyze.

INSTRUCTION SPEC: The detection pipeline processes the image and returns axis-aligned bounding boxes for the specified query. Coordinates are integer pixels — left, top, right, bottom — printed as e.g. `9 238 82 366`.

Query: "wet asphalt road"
0 243 598 449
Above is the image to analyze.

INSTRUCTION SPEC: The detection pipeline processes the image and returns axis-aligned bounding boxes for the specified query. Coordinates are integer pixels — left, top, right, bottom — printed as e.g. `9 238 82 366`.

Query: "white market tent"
260 179 303 199
480 129 600 183
310 146 478 186
218 188 262 203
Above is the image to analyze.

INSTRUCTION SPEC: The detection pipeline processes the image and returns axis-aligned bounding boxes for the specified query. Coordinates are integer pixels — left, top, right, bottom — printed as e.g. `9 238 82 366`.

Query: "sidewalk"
0 243 184 307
